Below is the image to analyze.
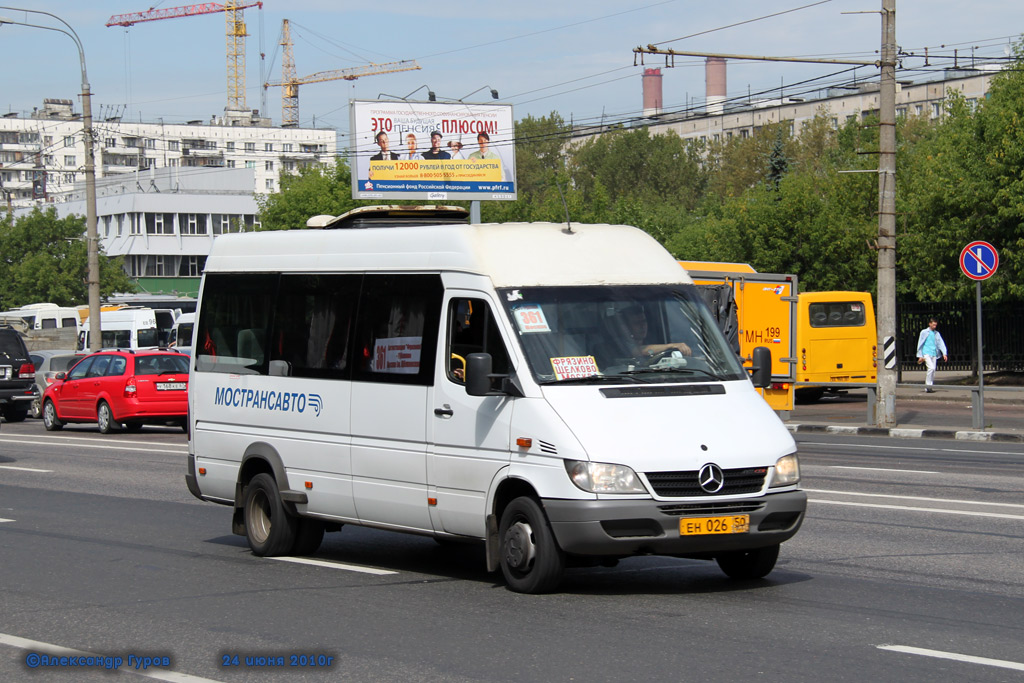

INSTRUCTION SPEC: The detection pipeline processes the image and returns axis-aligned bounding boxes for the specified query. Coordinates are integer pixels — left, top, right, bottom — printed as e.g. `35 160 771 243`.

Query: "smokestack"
705 57 726 115
642 68 663 118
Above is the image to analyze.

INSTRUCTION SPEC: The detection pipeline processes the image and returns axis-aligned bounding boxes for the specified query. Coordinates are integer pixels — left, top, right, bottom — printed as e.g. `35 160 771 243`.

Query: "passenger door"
428 294 516 537
56 356 95 419
79 355 114 420
349 274 443 532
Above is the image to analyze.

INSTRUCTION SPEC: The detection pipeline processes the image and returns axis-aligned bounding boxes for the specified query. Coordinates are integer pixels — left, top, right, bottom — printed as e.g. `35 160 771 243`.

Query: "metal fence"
897 301 1024 373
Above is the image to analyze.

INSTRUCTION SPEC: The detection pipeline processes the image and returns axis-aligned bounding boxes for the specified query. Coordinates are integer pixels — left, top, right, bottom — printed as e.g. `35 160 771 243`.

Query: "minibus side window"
352 274 443 386
195 273 277 375
270 274 360 379
446 298 511 385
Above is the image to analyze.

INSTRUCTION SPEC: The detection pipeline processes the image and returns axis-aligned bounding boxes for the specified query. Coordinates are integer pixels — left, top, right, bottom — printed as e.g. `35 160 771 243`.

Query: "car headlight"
770 453 800 488
565 460 647 494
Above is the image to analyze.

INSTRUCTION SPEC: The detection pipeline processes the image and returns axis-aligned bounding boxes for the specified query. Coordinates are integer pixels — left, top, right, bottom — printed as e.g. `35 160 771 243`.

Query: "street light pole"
0 7 101 350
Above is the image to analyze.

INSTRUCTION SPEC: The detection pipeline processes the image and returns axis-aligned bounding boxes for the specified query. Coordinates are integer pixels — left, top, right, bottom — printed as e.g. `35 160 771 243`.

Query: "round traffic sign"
960 241 999 280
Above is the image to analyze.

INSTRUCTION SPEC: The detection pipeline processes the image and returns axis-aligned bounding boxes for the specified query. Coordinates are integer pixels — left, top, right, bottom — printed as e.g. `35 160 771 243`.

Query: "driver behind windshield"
620 305 692 359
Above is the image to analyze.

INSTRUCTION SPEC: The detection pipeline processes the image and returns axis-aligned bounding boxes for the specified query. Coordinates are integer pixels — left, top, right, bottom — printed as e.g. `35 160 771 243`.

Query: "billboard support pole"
470 201 481 224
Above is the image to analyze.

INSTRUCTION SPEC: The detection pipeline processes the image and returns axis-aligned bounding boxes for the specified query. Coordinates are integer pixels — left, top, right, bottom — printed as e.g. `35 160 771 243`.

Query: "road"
1 422 1022 682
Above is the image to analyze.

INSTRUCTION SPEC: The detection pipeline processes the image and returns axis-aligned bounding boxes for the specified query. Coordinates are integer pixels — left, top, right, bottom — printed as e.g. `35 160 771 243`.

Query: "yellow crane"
106 1 263 112
264 19 421 127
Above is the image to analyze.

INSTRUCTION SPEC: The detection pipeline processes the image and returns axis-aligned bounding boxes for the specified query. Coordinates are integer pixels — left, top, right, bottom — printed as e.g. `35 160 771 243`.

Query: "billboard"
350 100 516 202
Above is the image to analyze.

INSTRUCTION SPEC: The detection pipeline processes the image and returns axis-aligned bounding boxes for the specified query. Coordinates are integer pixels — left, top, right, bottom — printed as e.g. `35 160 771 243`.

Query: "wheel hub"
503 521 536 570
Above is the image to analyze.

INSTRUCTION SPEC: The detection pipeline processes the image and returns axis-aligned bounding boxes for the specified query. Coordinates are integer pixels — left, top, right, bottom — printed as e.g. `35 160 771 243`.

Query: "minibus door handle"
434 405 454 418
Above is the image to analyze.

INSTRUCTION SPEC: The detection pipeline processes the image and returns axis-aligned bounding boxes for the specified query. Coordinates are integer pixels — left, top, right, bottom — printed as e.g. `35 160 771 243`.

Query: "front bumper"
543 490 807 557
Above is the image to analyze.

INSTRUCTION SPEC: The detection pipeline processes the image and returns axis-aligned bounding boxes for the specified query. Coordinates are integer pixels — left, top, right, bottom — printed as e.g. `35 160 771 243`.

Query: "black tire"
124 422 143 433
716 544 780 580
795 388 825 404
291 518 325 556
29 398 42 419
97 401 117 434
2 405 28 423
498 496 565 594
243 473 298 557
42 400 63 431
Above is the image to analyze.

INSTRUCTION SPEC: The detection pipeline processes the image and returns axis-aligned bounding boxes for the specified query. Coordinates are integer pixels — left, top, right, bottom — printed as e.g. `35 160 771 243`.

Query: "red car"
42 349 189 433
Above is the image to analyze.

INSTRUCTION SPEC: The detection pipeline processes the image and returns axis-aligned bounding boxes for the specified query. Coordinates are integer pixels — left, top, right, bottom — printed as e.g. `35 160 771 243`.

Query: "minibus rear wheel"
243 473 298 556
715 543 780 580
498 496 565 593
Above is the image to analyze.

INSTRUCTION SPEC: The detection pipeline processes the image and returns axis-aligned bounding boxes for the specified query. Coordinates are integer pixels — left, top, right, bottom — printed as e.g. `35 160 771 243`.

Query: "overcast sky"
1 0 1021 144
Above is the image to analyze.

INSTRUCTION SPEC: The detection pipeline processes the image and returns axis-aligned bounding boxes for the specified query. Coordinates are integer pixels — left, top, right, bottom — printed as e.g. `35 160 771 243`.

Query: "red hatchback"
42 350 189 433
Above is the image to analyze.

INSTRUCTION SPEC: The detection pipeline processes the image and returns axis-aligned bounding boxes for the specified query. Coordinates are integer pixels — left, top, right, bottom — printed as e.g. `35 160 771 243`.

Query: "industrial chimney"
705 57 726 115
642 68 663 118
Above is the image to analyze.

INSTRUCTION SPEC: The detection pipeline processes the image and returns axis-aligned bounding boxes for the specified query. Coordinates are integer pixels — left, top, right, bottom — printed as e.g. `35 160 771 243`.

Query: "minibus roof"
206 220 691 288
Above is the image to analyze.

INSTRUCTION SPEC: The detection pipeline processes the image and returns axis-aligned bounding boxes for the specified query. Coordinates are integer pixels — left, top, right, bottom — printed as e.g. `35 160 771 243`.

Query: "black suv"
0 326 36 422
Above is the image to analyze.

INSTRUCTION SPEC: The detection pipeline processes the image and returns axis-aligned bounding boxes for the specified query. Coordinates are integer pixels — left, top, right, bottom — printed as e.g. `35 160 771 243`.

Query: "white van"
0 303 80 332
78 307 161 351
185 208 806 593
168 312 195 354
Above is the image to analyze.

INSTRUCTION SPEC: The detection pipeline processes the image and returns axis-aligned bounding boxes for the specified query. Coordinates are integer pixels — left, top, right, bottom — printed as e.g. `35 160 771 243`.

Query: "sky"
1 0 1022 147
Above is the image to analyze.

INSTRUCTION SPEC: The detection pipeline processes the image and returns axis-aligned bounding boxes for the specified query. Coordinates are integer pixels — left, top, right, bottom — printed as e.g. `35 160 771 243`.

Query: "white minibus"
185 207 806 593
78 307 161 351
0 302 80 332
169 312 195 354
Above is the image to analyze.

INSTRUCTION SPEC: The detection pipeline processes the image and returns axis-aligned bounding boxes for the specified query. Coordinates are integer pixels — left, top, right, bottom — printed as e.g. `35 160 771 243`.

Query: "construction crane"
264 19 421 127
106 1 264 112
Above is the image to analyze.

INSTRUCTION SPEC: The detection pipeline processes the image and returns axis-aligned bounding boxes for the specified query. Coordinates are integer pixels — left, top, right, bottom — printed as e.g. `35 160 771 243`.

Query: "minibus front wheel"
243 473 298 556
498 497 565 593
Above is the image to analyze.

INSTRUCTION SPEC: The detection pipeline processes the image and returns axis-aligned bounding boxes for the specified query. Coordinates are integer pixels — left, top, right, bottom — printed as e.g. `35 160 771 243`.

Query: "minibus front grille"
645 467 767 497
657 501 765 517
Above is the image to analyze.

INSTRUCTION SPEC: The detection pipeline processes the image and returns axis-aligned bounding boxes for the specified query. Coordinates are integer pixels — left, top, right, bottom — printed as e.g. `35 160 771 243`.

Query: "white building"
0 99 336 208
20 166 262 297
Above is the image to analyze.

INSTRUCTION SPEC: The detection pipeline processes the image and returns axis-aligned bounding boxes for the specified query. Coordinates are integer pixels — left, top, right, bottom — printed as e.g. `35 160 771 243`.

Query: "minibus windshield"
498 285 747 385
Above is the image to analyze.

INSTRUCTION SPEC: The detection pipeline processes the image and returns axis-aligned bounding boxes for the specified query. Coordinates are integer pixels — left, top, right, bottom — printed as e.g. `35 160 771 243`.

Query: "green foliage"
0 207 135 310
256 159 366 230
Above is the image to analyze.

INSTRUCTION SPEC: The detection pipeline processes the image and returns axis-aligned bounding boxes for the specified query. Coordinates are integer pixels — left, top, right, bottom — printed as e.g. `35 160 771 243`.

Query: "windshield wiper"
539 373 651 385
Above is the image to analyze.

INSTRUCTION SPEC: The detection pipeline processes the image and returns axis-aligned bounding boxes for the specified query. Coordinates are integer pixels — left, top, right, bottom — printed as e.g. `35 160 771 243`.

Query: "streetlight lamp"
458 86 499 102
0 7 101 350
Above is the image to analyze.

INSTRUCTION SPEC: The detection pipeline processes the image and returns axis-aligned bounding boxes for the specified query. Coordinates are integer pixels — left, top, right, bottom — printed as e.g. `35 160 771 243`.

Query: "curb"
785 423 1024 442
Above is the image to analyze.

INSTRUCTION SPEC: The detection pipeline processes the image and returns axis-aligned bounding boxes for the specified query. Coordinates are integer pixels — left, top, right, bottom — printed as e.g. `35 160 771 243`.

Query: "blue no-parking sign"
959 241 998 281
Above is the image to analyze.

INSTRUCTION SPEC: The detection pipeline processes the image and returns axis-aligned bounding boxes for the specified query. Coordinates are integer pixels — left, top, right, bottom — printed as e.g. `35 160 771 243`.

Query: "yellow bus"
795 291 877 402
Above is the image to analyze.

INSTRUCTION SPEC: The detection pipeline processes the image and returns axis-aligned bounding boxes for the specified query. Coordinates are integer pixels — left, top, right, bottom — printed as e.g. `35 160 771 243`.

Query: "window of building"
226 160 236 168
168 158 180 167
103 216 112 237
63 136 74 147
117 215 124 237
915 104 923 115
244 142 255 152
180 213 208 235
105 138 117 147
282 143 293 152
283 160 296 172
265 160 274 171
145 255 169 276
931 102 942 118
212 214 237 234
245 161 256 169
179 255 207 277
226 141 235 151
266 178 275 191
64 155 76 166
43 135 53 146
44 155 55 165
264 143 274 152
146 213 175 235
169 141 180 151
145 139 156 149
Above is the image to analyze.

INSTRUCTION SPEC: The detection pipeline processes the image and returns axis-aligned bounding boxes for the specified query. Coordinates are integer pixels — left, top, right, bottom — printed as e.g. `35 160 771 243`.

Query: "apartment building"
0 99 336 208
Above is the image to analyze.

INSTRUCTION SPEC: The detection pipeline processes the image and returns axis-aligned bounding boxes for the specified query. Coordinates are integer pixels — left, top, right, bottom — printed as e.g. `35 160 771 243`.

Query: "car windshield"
497 285 747 385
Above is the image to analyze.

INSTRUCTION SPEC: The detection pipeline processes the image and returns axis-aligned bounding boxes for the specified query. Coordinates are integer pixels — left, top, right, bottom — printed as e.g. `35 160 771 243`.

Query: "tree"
0 208 135 310
256 159 366 230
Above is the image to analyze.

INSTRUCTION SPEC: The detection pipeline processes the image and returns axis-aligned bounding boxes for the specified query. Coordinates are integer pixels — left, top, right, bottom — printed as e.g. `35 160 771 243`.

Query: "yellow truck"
794 291 877 403
679 262 797 414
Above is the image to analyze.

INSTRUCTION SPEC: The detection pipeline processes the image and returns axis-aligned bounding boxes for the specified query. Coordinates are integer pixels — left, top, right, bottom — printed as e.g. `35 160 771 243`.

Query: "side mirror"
466 353 493 397
750 346 771 388
55 371 67 381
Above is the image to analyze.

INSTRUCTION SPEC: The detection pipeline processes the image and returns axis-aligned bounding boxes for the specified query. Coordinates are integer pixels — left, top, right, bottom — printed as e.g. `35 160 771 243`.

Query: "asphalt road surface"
1 422 1022 682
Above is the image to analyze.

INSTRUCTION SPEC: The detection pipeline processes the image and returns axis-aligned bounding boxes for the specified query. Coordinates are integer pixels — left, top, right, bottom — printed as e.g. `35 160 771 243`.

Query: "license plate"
156 382 187 391
679 514 750 535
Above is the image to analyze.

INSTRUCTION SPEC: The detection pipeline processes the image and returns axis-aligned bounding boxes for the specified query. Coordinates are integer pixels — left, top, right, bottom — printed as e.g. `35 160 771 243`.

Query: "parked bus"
78 307 161 351
185 206 806 593
794 291 877 402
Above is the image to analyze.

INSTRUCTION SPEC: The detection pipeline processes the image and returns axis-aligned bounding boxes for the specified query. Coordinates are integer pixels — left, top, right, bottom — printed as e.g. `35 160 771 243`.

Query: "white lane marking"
0 437 185 454
800 441 1024 456
810 499 1024 520
805 488 1024 510
0 632 224 682
0 434 187 448
827 466 940 474
0 518 13 523
268 556 397 575
0 465 53 473
878 645 1024 672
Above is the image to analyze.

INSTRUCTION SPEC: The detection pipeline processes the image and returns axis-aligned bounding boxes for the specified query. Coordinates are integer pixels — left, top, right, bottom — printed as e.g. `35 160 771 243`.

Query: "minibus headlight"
565 460 647 494
770 454 800 487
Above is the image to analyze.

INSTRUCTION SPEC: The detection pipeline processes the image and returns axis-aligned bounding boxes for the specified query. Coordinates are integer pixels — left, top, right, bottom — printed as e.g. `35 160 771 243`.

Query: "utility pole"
876 0 897 426
634 0 900 426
